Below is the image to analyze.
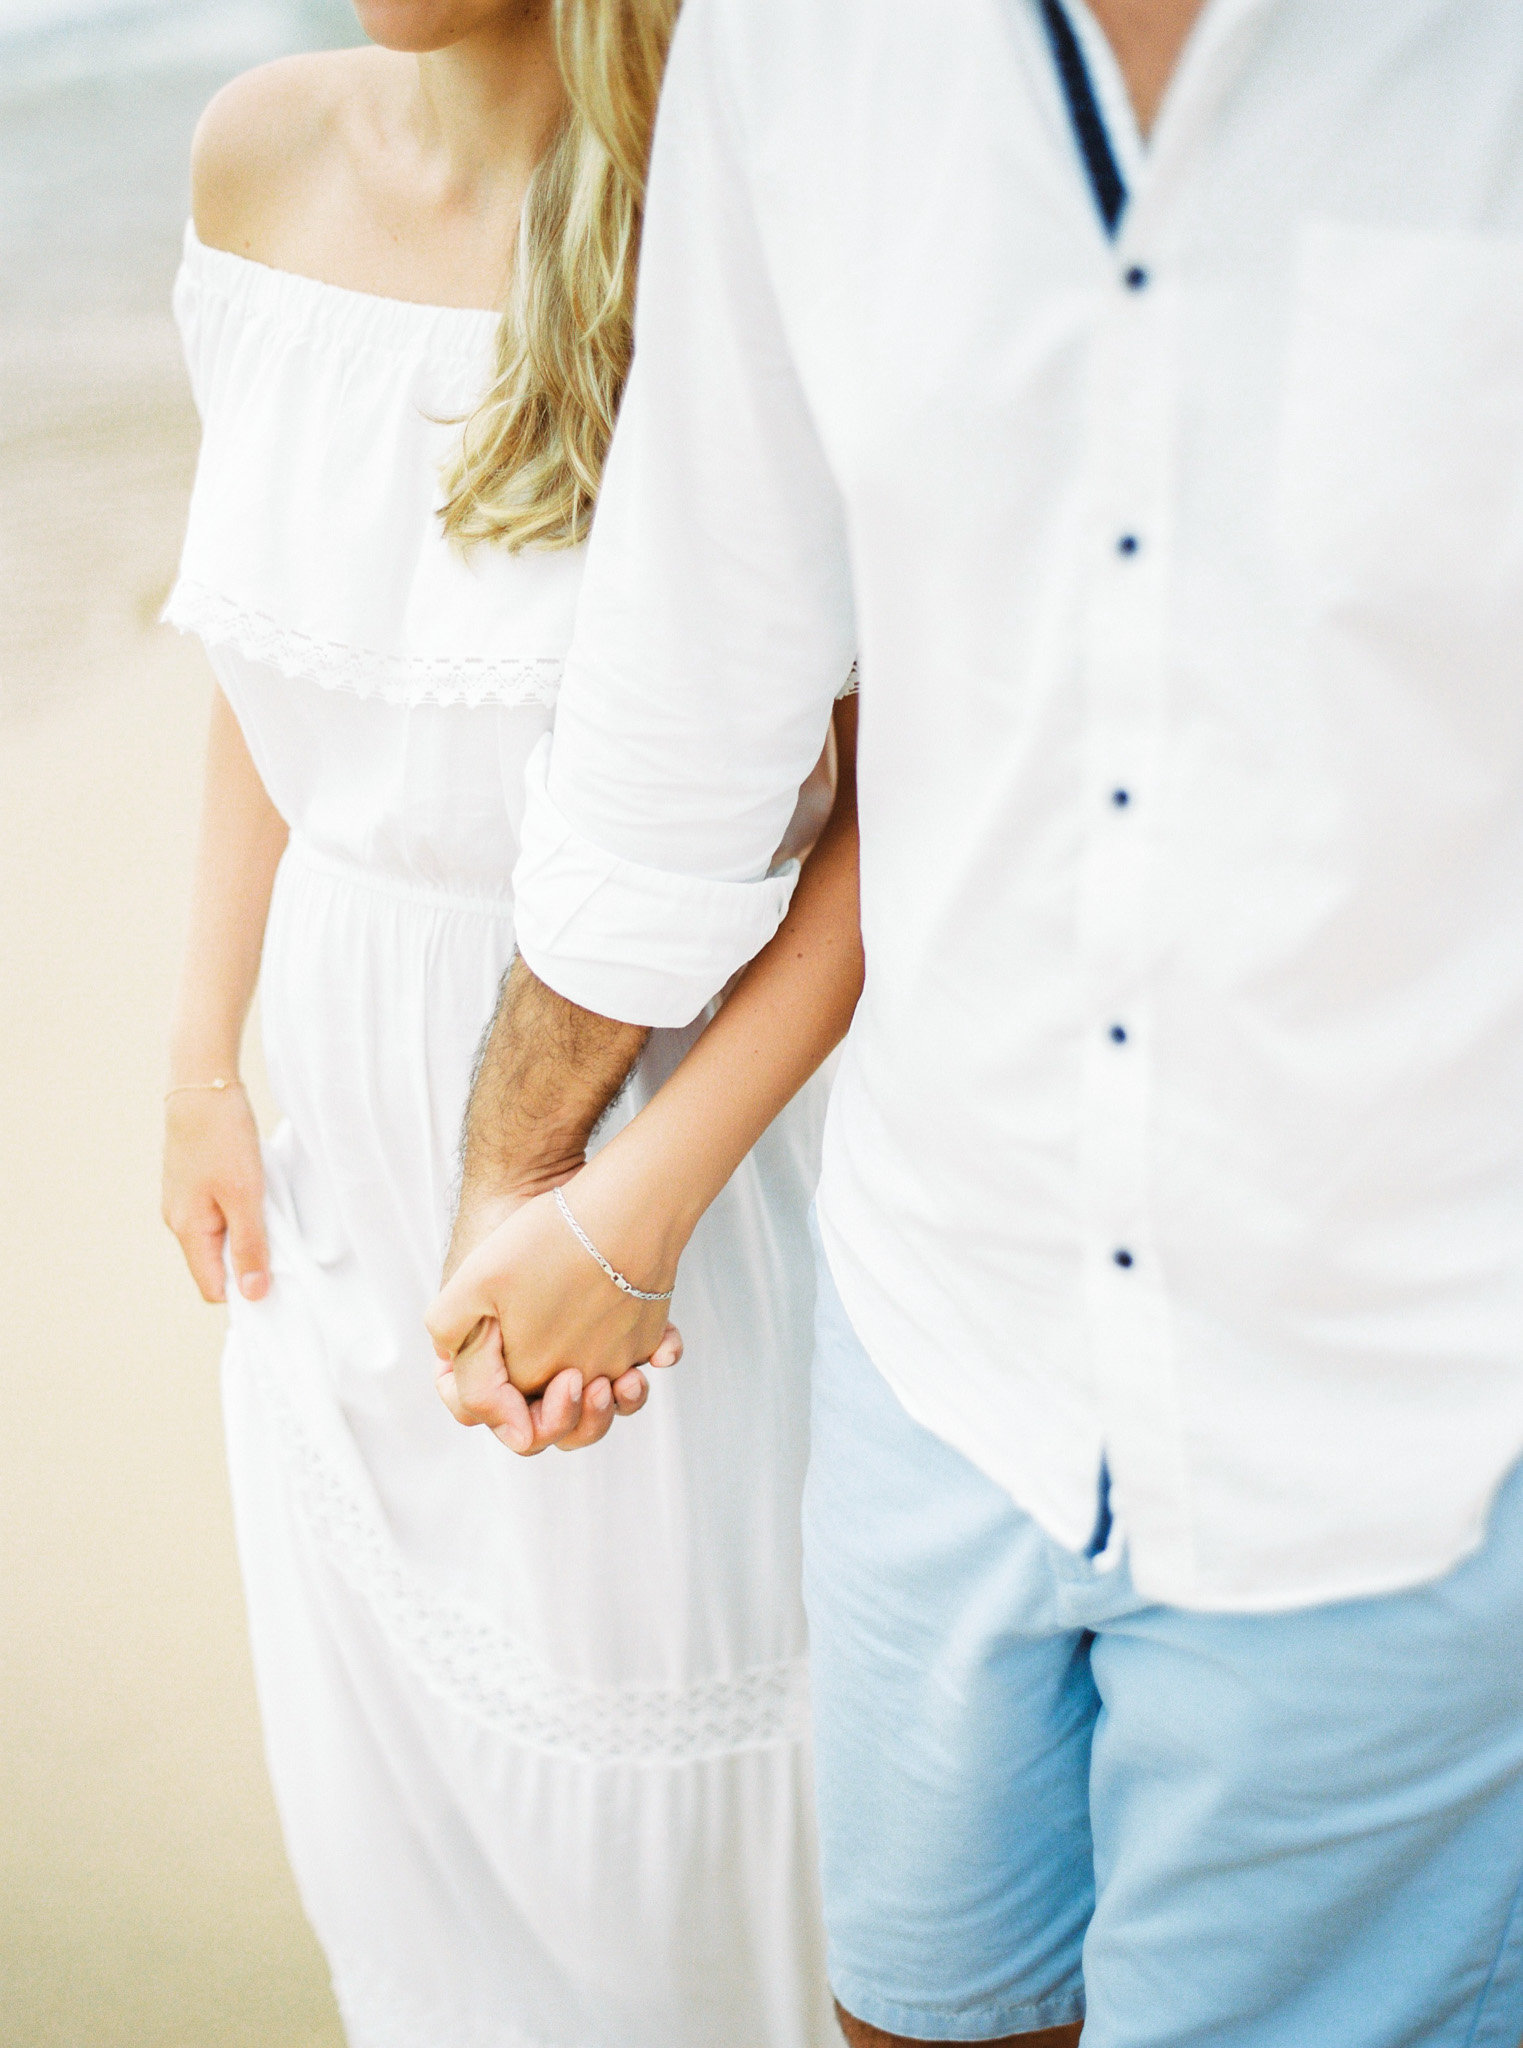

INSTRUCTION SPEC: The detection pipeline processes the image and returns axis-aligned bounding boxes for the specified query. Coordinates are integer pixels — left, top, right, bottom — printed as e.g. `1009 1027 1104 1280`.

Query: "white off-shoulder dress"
166 226 838 2048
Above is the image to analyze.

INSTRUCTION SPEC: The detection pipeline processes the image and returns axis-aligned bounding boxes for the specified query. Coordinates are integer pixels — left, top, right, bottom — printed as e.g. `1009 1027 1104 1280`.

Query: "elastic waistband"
284 833 515 919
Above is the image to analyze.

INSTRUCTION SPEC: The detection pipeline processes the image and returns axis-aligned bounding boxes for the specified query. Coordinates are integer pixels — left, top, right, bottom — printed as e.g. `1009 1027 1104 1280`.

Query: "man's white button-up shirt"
512 0 1523 1611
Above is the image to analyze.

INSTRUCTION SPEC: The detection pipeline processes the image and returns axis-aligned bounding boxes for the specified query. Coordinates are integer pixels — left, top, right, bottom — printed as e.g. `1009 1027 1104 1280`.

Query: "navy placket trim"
1039 0 1128 238
1039 1 1127 1560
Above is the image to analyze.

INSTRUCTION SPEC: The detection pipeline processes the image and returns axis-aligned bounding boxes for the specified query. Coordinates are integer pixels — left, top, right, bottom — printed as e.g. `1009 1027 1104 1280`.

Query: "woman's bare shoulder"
190 47 390 262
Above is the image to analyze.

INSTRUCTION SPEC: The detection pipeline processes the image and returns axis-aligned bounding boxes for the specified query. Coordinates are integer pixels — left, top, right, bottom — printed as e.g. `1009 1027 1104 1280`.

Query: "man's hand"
430 956 666 1455
428 1185 682 1455
432 1313 670 1456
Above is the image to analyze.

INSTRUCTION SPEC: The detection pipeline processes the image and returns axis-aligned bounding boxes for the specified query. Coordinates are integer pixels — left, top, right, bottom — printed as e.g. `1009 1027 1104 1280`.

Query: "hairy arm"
432 912 656 1461
162 690 288 1301
428 699 861 1454
447 968 650 1267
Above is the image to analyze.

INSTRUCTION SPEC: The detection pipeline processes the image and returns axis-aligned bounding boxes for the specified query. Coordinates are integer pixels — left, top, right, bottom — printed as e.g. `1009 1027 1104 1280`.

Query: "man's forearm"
452 693 858 1270
557 697 863 1284
458 959 649 1206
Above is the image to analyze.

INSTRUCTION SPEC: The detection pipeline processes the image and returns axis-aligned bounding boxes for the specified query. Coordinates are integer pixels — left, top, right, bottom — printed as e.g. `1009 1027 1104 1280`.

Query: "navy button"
1117 533 1140 556
1124 264 1149 291
1113 1248 1135 1269
1111 788 1131 808
1109 1024 1128 1044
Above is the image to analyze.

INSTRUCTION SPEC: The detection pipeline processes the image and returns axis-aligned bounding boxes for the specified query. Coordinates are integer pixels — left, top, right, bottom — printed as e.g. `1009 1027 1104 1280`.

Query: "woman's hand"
163 690 287 1306
162 1083 270 1304
432 1310 676 1457
427 1161 685 1456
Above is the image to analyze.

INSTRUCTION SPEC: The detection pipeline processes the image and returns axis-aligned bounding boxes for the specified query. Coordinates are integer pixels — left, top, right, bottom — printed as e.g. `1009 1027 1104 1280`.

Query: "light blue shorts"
802 1228 1523 2046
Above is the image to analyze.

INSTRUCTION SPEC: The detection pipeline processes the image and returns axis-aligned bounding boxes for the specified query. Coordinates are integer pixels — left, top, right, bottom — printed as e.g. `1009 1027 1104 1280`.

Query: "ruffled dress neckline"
178 225 503 354
164 221 583 710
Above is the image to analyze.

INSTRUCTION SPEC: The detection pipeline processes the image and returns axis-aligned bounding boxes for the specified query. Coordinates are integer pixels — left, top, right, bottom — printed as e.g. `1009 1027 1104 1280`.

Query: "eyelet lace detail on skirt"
235 1325 810 1765
164 579 564 709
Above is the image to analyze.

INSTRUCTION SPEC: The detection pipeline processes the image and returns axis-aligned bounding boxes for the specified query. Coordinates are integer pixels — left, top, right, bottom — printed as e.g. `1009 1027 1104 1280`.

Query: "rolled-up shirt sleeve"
512 0 856 1027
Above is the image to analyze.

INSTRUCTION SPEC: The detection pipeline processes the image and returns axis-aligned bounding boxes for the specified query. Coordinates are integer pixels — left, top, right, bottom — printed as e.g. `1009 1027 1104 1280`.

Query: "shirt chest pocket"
1276 221 1523 618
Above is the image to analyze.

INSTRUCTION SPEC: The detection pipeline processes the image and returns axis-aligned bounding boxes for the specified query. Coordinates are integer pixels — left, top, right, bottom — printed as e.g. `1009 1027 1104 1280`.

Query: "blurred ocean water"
0 0 362 728
0 0 362 330
1 0 360 100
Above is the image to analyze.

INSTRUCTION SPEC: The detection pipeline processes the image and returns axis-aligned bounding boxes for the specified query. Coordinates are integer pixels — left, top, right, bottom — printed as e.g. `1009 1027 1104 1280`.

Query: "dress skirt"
219 832 838 2048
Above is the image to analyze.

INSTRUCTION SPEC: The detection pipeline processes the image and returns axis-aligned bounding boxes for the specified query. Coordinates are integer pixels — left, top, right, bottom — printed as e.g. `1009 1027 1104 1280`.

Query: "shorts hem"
830 1968 1084 2042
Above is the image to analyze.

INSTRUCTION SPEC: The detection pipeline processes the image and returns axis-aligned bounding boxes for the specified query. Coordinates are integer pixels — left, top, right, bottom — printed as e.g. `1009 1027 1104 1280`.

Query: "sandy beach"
2 12 355 2042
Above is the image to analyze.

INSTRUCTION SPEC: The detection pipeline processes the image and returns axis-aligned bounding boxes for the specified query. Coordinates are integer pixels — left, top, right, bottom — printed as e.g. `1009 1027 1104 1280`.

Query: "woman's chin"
350 0 526 55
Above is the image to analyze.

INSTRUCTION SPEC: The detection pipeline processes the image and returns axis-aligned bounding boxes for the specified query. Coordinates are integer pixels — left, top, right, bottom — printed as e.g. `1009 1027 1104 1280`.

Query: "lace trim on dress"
164 579 565 709
236 1326 811 1765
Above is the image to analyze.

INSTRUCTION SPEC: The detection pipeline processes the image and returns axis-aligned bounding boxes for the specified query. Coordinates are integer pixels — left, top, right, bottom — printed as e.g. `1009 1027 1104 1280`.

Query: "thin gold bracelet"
164 1076 245 1102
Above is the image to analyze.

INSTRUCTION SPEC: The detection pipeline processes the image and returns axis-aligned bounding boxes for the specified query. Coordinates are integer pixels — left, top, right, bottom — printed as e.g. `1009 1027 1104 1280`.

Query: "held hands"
426 1170 685 1457
162 1081 270 1303
161 1080 680 1455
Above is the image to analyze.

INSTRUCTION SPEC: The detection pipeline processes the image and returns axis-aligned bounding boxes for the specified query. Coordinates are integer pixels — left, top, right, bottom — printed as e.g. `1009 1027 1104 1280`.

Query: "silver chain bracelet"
553 1186 675 1303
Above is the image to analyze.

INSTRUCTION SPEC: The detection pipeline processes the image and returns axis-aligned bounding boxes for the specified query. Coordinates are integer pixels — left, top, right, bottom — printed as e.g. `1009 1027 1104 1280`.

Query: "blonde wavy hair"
439 0 681 553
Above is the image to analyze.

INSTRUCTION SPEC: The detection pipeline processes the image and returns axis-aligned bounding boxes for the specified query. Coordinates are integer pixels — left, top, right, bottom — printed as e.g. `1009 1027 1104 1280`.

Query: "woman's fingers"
223 1187 271 1301
551 1373 620 1452
447 1316 533 1450
535 1369 584 1441
497 1370 622 1457
163 1088 268 1306
486 1388 536 1455
434 1353 473 1426
437 1325 596 1458
425 1251 496 1360
650 1324 683 1371
484 1370 589 1458
444 1348 644 1456
447 1315 504 1414
611 1368 649 1416
179 1219 229 1304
